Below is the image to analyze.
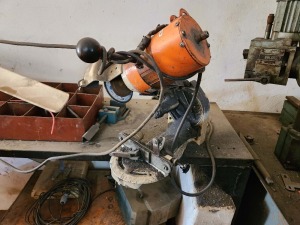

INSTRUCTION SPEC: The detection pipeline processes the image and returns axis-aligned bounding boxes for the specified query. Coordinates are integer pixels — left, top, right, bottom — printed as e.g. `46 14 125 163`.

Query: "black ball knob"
76 37 102 63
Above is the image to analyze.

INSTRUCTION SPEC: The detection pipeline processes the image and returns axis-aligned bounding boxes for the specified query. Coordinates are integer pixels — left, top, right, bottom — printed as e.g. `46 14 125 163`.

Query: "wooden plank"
0 170 125 225
0 67 69 113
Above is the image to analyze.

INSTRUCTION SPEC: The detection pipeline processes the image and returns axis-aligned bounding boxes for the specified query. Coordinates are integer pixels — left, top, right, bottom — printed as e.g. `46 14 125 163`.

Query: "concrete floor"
0 158 37 210
224 111 299 225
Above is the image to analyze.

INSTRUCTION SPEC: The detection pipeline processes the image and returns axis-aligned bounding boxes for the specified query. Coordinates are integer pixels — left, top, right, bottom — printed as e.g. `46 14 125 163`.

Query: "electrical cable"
0 49 166 174
170 72 202 150
91 189 115 203
0 39 76 49
49 111 55 135
170 121 216 197
25 178 92 225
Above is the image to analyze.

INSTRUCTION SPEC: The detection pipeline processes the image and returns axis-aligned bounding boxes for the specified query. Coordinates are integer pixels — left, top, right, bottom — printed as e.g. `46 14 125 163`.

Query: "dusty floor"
0 158 38 210
224 111 300 225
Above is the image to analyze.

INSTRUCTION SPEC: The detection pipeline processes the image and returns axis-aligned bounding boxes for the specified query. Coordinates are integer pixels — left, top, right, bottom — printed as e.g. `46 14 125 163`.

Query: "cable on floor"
25 178 91 225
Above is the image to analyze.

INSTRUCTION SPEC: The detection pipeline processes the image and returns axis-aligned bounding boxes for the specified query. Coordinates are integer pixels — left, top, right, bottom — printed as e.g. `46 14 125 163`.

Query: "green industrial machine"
275 96 300 170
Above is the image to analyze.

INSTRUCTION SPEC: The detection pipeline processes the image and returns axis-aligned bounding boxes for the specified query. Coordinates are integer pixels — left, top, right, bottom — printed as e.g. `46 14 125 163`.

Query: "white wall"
0 0 299 113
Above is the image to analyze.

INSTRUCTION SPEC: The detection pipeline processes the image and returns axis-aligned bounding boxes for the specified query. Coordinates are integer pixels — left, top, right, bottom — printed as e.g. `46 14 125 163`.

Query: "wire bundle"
25 178 91 225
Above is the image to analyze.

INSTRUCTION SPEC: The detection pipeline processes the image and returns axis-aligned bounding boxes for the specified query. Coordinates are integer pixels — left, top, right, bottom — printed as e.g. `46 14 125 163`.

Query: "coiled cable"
25 178 91 225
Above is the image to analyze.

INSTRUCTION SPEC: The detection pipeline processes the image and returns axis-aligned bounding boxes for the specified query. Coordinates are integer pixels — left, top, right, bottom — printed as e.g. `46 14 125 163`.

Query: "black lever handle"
76 37 102 63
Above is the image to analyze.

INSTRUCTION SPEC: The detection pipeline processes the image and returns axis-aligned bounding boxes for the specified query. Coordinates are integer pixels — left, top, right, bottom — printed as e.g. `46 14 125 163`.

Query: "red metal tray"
0 83 103 142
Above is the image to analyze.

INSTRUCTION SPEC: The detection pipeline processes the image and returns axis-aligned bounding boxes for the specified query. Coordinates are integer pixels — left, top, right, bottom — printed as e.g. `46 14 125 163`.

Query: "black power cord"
170 121 216 197
170 72 202 150
25 178 92 225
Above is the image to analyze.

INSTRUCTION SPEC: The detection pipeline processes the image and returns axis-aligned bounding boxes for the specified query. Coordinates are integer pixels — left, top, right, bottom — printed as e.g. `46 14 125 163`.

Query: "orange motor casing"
121 8 211 93
121 63 173 93
146 8 211 79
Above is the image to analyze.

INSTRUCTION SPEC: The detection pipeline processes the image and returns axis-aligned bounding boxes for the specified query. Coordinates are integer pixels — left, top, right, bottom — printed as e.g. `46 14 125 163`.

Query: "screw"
207 43 210 48
181 30 186 36
204 30 209 37
175 22 179 26
180 42 185 47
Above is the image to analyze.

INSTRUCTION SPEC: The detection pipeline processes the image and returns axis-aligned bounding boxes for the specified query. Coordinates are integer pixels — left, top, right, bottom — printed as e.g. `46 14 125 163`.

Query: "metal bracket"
79 62 123 87
281 173 300 191
110 149 140 161
116 132 171 176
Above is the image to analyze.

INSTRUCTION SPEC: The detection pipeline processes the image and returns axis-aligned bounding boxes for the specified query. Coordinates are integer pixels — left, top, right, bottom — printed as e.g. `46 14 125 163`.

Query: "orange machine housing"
122 63 174 93
146 8 211 78
120 8 211 94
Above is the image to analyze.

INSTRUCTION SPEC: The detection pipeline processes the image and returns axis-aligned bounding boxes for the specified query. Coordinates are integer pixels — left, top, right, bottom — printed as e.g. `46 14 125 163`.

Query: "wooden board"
0 67 69 113
0 170 125 225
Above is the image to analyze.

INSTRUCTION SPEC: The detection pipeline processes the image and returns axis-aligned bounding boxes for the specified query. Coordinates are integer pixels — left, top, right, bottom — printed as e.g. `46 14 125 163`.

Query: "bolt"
180 42 185 47
197 30 209 42
261 77 269 84
203 30 209 37
245 135 254 145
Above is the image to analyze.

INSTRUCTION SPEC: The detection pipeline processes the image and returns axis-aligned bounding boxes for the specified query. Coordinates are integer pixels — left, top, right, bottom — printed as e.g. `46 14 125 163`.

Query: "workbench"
0 100 255 223
0 100 253 165
1 100 299 224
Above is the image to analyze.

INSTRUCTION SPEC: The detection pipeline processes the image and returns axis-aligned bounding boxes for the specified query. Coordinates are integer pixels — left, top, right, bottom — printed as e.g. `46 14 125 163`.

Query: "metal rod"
239 133 274 185
0 39 76 49
264 14 274 39
224 78 260 82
